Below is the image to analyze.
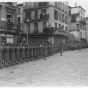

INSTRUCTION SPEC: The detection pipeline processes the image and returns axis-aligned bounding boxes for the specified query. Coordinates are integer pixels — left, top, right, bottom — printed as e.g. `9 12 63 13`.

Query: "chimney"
75 2 77 7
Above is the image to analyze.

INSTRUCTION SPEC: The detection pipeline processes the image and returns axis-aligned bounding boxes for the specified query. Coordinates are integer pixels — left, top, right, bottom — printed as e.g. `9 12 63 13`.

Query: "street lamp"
26 18 30 44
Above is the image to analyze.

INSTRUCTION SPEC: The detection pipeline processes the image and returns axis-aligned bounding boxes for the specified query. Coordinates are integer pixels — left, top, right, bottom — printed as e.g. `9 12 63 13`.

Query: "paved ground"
0 49 88 86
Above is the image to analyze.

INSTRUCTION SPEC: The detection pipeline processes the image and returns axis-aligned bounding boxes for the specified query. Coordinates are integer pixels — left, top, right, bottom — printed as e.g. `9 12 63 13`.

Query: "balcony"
79 20 86 25
24 13 49 23
17 23 23 31
40 13 49 20
69 27 80 32
0 21 15 29
43 27 55 33
71 19 76 23
0 21 22 34
33 29 38 33
43 27 69 37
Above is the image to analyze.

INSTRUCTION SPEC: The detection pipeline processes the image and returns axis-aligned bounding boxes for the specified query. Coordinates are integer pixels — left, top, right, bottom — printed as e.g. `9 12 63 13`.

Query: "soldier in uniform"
84 43 85 49
43 44 46 60
79 42 81 51
60 44 63 56
39 44 42 58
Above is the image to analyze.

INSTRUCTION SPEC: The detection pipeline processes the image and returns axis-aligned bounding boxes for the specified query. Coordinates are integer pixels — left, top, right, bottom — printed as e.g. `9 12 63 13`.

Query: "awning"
69 34 77 42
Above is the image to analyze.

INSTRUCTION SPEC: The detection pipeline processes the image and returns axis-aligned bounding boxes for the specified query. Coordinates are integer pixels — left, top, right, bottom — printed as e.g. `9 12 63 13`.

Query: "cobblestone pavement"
0 49 88 86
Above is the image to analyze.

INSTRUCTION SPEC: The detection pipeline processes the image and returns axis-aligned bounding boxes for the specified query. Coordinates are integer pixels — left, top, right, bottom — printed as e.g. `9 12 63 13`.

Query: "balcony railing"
24 13 49 23
79 20 86 25
43 27 68 33
33 29 38 33
43 27 55 33
71 19 76 23
43 27 69 37
40 13 49 19
17 23 22 30
0 21 15 29
0 21 22 33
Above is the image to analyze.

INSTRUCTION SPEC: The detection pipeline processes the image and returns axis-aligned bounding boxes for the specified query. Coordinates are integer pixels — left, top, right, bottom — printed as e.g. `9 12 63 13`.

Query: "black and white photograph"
0 0 88 87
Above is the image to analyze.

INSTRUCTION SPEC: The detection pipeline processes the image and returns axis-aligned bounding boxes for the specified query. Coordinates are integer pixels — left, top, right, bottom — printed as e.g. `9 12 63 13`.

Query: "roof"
69 34 77 42
17 3 23 6
69 6 86 12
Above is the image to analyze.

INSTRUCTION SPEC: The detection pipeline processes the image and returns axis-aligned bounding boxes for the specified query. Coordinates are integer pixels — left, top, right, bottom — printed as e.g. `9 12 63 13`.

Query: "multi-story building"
0 2 22 44
69 6 87 43
23 2 69 44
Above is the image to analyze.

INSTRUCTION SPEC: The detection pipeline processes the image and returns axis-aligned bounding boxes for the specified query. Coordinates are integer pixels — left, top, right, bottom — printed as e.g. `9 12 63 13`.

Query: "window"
83 25 85 30
2 37 6 44
18 8 21 14
69 10 71 15
39 2 42 6
59 12 61 21
54 2 57 7
58 2 60 9
55 22 57 28
59 24 61 29
39 2 48 7
41 9 46 14
62 3 64 10
80 31 82 38
62 25 64 30
71 15 76 22
64 5 66 12
43 22 47 29
7 14 12 22
6 34 14 43
76 24 79 29
54 9 58 20
34 23 38 30
18 17 20 24
62 14 64 22
81 16 82 21
35 10 38 19
44 2 48 6
26 12 31 20
6 38 14 43
80 24 82 30
65 16 67 24
59 2 62 10
85 32 87 38
65 26 67 32
7 2 12 5
66 6 68 14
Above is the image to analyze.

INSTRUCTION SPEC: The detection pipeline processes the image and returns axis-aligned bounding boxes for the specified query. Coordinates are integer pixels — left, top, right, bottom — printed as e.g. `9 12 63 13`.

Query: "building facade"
69 6 87 43
23 2 69 44
0 2 22 44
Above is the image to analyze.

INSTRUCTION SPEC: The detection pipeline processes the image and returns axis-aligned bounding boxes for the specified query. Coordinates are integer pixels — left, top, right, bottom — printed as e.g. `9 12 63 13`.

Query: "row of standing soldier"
0 42 86 68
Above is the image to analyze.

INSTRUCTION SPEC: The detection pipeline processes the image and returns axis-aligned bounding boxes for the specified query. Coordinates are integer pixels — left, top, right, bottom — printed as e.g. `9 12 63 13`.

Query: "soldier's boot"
0 61 4 68
43 56 46 60
7 60 10 67
60 52 62 56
